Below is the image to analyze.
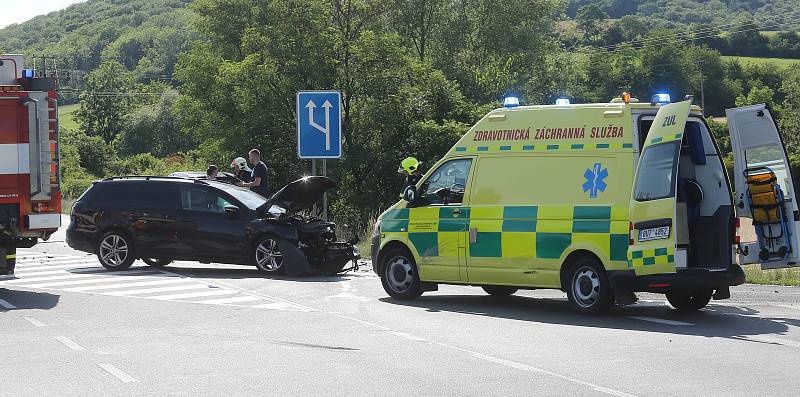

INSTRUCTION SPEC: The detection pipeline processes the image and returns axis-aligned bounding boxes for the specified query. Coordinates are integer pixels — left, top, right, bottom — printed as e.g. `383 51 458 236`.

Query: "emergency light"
503 96 520 108
22 69 35 78
555 98 570 106
651 93 671 105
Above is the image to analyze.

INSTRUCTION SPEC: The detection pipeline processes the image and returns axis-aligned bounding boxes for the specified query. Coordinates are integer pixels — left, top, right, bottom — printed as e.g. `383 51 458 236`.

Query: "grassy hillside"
0 0 196 82
59 104 79 131
722 56 800 69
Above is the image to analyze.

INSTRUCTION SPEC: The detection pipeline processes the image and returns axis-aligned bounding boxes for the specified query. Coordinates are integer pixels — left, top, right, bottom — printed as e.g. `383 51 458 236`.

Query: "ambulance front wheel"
380 248 423 300
666 291 712 311
565 256 613 314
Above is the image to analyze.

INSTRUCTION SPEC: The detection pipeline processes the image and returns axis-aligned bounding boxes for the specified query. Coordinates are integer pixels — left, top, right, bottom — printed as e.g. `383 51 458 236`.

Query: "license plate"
639 226 670 241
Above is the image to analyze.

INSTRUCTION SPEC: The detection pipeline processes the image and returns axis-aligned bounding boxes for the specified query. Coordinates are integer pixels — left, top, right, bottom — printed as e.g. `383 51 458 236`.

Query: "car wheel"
254 236 284 273
666 291 712 311
97 231 135 271
380 248 422 300
142 258 171 268
482 286 518 297
565 256 612 314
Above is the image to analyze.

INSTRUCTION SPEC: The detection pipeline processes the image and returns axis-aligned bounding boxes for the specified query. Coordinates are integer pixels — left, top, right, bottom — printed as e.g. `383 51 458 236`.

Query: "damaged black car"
66 175 360 275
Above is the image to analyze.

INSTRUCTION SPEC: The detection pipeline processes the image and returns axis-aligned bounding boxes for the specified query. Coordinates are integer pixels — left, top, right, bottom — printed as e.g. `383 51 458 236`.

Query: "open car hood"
258 176 336 214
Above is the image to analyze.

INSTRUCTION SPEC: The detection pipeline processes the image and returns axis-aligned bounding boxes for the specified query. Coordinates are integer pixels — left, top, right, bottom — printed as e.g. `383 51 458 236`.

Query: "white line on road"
5 267 106 278
55 336 85 351
149 289 237 301
627 316 694 326
60 277 193 292
0 299 17 309
97 363 138 383
23 316 46 327
385 330 429 342
103 283 211 296
431 341 639 397
13 262 99 273
249 302 313 311
196 295 262 305
328 312 391 330
0 271 157 285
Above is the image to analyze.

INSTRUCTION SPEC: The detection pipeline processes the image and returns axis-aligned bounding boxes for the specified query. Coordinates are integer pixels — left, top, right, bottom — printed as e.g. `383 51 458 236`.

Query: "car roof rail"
101 175 209 185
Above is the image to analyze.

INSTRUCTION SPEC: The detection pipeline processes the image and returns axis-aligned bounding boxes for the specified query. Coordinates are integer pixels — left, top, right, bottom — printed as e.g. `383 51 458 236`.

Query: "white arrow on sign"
305 99 333 151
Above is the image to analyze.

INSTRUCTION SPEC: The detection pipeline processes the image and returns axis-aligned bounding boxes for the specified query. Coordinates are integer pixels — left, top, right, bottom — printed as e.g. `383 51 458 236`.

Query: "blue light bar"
22 68 35 78
503 96 520 108
651 93 671 104
555 98 570 106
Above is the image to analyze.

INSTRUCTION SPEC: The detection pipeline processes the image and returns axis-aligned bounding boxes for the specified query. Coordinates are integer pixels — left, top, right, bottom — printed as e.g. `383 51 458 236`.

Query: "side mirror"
402 186 418 203
224 204 240 218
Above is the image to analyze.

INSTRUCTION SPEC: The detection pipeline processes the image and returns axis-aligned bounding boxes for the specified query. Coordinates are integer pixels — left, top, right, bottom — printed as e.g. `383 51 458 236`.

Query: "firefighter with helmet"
398 157 422 186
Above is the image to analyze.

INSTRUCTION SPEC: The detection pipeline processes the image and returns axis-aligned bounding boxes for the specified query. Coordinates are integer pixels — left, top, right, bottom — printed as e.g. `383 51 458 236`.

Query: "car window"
210 182 267 210
139 183 179 209
180 186 233 213
93 183 137 206
634 142 679 201
417 159 472 206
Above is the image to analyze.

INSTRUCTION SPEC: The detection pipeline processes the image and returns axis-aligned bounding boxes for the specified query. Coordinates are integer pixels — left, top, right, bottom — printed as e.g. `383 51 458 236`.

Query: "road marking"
103 284 211 296
5 268 106 278
431 341 639 397
150 289 237 300
385 330 429 342
0 299 17 309
0 271 150 285
13 262 99 273
23 316 46 327
329 312 391 330
97 363 138 383
627 316 694 326
55 336 85 351
61 277 193 292
249 302 313 312
195 295 262 305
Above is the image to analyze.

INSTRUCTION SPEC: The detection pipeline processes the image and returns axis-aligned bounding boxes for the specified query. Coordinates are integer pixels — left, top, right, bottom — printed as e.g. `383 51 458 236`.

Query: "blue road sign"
297 90 342 159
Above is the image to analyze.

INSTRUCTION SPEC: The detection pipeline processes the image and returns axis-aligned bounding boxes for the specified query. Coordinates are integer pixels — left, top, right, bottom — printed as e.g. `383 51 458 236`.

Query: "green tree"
75 61 135 142
576 4 608 42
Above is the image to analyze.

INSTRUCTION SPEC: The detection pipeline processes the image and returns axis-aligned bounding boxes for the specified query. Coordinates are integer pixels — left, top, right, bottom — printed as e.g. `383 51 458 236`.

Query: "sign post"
297 90 342 219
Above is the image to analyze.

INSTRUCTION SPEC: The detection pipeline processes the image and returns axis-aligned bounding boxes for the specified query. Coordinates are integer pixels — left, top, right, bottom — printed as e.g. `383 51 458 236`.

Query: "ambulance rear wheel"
380 248 422 300
565 256 613 314
482 286 518 297
666 291 712 311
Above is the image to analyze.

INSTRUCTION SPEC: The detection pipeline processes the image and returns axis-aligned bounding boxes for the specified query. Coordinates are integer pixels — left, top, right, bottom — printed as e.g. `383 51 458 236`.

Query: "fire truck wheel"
97 231 136 270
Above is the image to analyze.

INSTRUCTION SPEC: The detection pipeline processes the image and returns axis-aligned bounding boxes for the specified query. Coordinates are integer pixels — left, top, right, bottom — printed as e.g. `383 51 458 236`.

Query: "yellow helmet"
398 157 421 175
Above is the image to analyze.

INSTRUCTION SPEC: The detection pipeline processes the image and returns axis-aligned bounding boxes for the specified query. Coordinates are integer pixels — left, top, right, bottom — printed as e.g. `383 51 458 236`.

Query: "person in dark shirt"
238 149 269 197
230 157 252 183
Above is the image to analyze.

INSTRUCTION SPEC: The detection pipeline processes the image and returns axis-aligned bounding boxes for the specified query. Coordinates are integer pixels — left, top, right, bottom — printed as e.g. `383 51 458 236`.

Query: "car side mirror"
224 205 240 218
402 186 418 204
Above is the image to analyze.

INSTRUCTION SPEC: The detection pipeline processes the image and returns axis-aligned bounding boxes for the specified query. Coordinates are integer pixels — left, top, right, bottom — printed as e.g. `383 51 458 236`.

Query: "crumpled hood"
259 176 336 214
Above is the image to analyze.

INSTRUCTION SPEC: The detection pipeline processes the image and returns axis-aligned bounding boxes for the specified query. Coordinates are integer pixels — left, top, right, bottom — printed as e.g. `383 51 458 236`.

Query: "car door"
628 101 692 276
131 182 180 256
409 158 473 282
727 104 800 269
177 185 248 262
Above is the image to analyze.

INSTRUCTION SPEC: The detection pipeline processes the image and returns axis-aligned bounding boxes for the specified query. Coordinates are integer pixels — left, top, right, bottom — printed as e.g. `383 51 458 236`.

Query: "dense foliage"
1 0 800 236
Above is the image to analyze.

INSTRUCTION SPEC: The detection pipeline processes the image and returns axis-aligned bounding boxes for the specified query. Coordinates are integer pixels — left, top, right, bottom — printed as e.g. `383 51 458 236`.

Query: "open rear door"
727 104 800 269
628 101 692 276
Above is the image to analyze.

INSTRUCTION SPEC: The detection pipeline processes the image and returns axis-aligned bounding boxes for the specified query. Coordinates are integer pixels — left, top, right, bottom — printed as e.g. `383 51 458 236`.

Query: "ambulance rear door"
727 104 800 269
628 101 692 276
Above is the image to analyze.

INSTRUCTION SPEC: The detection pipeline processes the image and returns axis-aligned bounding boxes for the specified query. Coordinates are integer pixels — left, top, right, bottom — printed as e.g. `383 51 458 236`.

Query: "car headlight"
372 219 381 238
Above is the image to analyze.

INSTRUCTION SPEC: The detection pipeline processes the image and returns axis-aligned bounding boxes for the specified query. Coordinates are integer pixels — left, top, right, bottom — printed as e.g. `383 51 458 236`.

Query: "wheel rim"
256 239 283 271
100 234 128 267
572 265 600 308
386 255 413 293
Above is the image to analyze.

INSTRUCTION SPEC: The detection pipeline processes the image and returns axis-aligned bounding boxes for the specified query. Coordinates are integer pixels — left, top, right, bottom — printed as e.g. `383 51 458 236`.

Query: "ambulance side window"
417 159 472 206
634 142 680 201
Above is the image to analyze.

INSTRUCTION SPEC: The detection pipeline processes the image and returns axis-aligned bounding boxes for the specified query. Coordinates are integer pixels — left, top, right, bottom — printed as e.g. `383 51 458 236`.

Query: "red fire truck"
0 54 62 275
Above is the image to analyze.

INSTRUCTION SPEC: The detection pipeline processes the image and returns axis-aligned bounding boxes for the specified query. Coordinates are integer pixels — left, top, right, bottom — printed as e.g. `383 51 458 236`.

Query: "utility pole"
697 60 705 112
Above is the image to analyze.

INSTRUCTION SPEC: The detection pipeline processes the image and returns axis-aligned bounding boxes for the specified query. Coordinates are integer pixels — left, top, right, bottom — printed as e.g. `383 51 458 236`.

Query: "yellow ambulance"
371 94 800 313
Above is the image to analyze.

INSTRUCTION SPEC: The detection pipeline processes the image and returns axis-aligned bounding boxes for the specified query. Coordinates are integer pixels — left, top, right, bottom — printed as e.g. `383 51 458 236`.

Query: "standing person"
230 157 252 183
238 149 269 197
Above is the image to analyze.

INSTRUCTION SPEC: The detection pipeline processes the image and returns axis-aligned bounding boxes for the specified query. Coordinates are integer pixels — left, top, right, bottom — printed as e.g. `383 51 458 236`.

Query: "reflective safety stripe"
382 205 629 264
5 254 15 260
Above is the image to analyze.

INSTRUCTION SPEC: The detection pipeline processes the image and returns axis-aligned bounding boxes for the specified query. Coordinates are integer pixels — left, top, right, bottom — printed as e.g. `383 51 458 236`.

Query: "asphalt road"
2 218 799 396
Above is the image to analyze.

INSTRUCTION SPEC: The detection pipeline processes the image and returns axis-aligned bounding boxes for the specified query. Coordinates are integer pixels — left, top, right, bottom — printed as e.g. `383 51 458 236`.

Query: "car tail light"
33 202 51 213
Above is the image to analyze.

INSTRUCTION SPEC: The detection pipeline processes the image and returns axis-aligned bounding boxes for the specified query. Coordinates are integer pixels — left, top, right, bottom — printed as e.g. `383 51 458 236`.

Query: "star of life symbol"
582 163 608 199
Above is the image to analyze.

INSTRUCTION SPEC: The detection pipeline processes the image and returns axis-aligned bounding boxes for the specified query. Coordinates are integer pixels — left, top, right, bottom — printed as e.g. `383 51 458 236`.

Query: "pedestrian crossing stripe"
1 252 312 312
380 205 629 270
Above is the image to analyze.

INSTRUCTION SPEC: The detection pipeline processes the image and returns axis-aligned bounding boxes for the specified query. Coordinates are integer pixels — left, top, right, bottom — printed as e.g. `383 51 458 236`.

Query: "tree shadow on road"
380 294 799 340
0 288 60 311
